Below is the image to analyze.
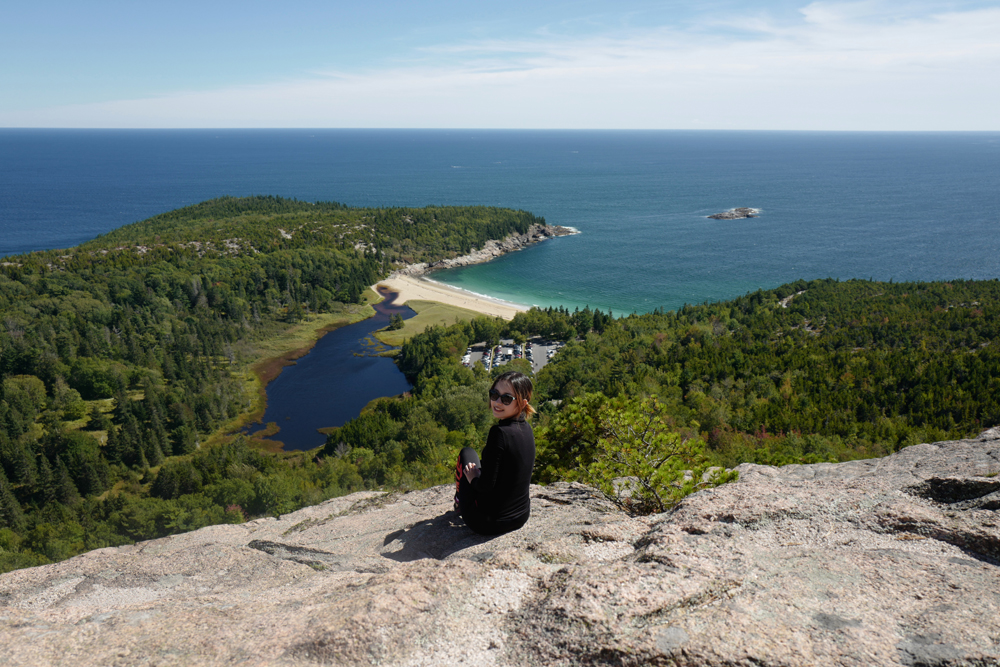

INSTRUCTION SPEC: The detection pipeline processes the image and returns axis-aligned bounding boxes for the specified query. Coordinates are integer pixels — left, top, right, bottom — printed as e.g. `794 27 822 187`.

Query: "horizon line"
3 127 999 133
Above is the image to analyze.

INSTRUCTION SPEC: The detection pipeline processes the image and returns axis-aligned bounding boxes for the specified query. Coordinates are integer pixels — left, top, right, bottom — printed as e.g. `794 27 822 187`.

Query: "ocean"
2 129 999 314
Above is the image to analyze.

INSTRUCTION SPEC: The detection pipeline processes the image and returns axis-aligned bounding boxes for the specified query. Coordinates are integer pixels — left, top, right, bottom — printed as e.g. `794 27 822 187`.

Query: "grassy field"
373 299 485 347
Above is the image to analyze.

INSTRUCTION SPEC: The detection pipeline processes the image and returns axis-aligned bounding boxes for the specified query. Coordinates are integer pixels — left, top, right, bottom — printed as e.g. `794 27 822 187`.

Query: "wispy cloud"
6 1 999 129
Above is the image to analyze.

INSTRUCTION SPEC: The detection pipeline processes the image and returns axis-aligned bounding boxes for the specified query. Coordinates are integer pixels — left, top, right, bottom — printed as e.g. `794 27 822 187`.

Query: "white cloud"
5 2 999 129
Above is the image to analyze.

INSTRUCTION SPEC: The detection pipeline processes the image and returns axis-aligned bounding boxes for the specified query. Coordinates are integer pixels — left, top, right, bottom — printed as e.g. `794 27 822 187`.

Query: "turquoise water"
3 129 999 314
428 131 1000 313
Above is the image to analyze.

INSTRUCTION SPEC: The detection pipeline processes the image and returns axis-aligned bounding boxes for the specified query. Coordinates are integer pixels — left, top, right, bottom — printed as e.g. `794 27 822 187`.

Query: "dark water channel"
243 290 414 451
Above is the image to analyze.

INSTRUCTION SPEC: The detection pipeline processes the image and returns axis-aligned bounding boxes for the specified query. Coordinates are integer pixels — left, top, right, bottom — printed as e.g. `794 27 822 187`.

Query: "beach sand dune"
376 275 527 320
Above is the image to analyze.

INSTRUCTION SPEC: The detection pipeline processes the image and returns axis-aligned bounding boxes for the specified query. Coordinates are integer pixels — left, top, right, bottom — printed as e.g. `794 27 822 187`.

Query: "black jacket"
470 416 535 524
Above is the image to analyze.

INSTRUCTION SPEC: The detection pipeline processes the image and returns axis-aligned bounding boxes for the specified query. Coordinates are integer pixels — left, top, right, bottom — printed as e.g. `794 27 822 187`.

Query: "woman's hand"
463 461 481 483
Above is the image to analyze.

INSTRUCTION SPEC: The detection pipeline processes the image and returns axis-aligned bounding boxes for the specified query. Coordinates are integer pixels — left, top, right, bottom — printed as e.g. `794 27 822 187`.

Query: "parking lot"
461 337 566 375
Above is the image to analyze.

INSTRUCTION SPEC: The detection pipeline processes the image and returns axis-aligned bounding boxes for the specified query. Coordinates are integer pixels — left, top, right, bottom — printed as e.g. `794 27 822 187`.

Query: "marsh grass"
374 299 483 346
204 290 380 449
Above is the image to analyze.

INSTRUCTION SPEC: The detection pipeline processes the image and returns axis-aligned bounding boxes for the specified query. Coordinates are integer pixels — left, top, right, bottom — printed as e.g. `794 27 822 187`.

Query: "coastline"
376 222 577 320
224 223 576 449
377 274 528 320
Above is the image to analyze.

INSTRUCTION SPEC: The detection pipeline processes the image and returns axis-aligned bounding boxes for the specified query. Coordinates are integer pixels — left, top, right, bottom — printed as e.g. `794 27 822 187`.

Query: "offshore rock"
392 223 576 278
1 429 999 666
709 207 760 219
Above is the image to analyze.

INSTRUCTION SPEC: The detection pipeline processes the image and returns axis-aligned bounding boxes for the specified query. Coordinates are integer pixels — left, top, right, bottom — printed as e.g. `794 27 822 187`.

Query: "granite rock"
1 429 999 666
392 223 576 278
708 207 760 219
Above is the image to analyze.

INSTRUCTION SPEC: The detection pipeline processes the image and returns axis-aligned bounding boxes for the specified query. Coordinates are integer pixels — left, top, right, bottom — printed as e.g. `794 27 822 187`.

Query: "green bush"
579 396 738 515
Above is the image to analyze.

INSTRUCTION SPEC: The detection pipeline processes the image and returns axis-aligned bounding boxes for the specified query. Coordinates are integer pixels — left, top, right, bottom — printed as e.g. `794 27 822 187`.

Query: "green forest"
336 278 1000 490
0 197 542 572
2 196 998 575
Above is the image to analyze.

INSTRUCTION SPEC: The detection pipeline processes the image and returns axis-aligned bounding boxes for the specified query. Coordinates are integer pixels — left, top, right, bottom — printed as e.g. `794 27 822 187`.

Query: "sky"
2 0 999 130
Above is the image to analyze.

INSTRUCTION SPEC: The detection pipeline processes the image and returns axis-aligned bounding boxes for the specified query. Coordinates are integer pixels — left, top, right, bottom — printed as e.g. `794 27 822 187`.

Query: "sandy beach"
376 274 528 320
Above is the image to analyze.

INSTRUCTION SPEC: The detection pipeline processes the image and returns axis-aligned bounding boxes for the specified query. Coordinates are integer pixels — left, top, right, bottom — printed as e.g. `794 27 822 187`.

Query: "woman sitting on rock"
454 370 536 535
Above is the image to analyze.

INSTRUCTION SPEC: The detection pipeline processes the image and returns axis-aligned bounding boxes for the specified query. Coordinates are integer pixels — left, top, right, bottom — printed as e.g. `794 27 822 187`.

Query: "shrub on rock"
581 396 738 514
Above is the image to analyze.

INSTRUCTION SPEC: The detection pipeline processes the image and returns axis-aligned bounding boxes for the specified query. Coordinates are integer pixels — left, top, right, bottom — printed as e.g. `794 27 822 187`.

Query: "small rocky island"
709 207 760 220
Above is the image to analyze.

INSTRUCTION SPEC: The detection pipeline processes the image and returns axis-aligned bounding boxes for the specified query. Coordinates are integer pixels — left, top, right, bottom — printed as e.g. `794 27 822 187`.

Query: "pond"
243 290 414 451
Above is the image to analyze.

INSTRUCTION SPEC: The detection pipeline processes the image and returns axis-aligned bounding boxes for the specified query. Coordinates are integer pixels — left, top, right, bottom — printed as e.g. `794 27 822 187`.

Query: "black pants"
455 447 528 536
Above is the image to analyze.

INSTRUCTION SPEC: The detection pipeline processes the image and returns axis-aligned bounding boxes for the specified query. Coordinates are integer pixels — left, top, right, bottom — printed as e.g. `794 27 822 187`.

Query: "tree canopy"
2 195 997 573
0 197 543 573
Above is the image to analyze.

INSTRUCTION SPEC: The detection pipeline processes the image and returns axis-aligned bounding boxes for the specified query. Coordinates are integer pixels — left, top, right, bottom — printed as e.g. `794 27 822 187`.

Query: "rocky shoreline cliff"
390 223 577 278
1 428 998 666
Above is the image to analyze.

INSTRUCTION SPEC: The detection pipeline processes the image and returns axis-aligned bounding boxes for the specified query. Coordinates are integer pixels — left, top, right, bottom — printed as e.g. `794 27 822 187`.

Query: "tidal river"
244 290 415 451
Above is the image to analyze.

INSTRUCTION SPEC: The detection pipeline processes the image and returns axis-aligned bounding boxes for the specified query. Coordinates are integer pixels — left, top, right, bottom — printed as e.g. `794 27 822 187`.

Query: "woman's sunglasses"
488 389 516 405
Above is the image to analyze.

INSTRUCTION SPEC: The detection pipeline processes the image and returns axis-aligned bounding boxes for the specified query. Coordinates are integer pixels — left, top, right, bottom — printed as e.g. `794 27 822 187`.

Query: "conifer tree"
54 458 80 506
144 429 165 467
120 415 148 469
0 468 25 531
13 440 37 488
172 424 198 456
104 424 125 465
36 455 55 506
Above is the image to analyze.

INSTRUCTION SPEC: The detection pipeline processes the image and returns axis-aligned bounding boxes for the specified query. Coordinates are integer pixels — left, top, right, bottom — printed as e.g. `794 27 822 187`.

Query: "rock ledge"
1 429 998 666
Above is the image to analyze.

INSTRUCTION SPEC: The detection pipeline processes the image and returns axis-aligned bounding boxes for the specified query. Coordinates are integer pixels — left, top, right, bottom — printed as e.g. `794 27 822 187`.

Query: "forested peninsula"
0 197 544 571
2 196 999 574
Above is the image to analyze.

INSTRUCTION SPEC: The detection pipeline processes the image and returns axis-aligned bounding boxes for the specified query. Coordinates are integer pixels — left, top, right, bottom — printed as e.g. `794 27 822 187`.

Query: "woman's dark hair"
491 371 536 417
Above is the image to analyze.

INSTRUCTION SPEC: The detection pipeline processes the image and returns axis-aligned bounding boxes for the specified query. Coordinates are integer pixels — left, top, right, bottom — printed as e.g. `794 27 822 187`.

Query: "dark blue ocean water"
4 129 999 314
4 129 998 450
